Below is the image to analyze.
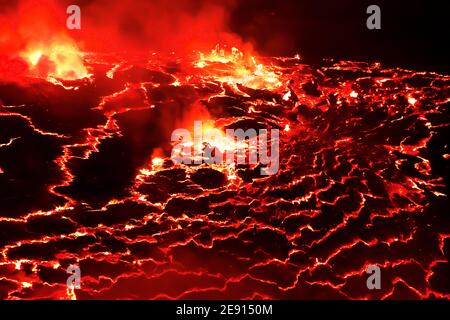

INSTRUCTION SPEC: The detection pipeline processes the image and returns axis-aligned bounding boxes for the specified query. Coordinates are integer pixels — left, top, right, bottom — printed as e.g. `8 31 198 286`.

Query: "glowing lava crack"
0 49 449 300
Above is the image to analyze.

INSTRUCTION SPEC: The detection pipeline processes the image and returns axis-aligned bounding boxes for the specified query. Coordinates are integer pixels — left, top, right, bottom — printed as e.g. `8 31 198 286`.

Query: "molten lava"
1 45 449 300
20 39 89 80
0 0 449 302
195 45 282 90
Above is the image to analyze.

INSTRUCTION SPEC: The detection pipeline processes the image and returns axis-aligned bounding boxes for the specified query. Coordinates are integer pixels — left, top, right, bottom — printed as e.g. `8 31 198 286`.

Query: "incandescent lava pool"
0 46 450 300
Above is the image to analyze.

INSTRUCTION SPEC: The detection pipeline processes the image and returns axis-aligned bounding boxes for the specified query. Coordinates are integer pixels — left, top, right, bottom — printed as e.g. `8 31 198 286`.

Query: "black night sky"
230 0 449 73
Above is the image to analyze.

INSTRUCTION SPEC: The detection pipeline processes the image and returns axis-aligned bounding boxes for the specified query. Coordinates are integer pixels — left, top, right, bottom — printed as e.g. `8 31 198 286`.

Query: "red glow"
0 0 449 301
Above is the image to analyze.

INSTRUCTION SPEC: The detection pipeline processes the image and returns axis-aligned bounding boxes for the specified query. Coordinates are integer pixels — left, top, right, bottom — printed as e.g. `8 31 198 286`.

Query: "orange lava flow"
0 41 449 300
20 38 89 80
195 44 282 90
